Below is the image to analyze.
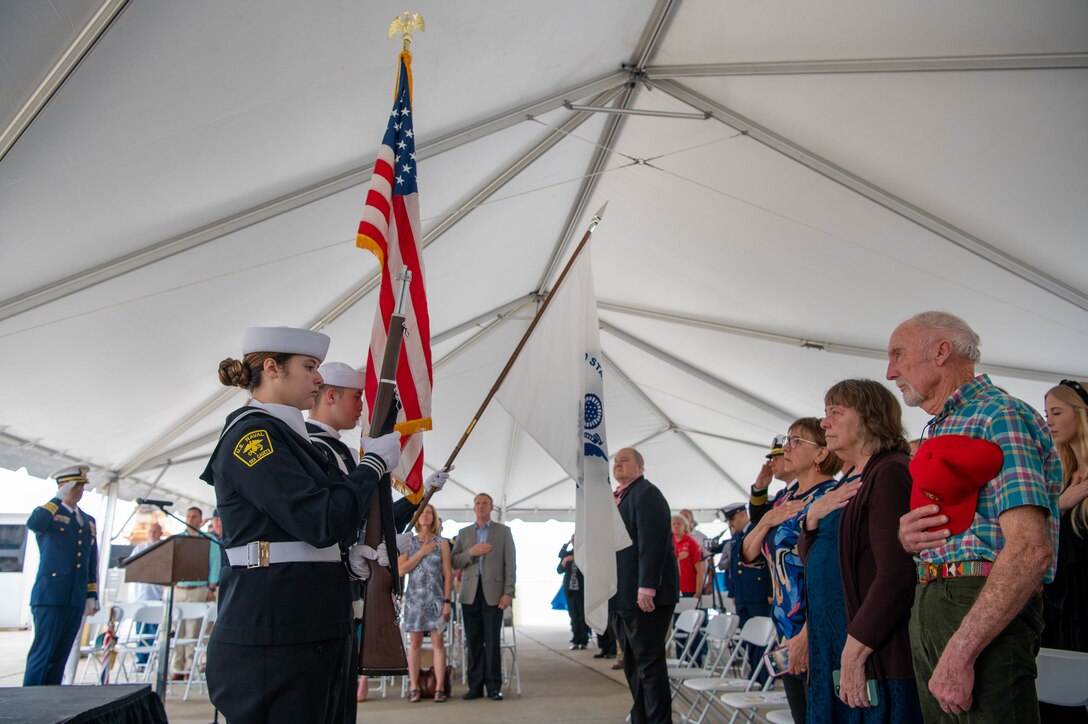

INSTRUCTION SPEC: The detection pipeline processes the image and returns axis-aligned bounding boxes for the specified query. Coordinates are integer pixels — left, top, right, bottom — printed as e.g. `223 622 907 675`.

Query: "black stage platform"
0 684 167 724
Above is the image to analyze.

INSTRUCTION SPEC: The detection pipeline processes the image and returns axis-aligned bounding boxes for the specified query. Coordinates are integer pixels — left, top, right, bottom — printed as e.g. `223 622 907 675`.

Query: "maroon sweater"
799 451 917 681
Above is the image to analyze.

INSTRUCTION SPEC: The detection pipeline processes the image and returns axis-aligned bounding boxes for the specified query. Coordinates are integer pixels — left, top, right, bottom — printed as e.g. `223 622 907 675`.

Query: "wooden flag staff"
406 203 608 531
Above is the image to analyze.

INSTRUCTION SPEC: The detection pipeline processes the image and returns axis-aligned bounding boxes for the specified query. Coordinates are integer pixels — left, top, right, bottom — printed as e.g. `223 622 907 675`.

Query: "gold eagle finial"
388 11 425 52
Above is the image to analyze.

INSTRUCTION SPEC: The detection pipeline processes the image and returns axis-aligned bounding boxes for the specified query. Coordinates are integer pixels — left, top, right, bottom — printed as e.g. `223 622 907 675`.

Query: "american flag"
356 51 433 500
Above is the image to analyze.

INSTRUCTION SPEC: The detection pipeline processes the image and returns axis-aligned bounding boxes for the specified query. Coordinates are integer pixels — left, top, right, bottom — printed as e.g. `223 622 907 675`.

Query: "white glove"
360 431 401 471
374 541 390 567
84 598 100 616
424 465 454 494
347 542 390 579
57 482 77 500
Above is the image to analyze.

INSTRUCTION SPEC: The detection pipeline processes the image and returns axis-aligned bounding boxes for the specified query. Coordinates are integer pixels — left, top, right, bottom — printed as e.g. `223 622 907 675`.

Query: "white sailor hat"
242 327 330 362
318 362 366 390
51 464 90 485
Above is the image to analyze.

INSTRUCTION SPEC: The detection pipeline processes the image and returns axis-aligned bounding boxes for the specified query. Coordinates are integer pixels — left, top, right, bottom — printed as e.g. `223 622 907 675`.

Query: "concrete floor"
1 624 635 723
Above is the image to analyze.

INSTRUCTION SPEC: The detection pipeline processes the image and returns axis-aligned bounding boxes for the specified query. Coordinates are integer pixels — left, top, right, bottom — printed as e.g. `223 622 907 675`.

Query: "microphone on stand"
135 498 175 507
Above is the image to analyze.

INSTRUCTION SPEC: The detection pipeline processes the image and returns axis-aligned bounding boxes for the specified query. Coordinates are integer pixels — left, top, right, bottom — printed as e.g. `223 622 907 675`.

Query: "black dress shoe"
569 644 580 650
488 691 503 701
462 691 482 700
593 651 615 659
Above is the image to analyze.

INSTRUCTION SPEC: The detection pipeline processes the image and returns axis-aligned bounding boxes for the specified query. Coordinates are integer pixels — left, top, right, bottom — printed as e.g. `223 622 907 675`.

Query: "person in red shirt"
671 515 705 597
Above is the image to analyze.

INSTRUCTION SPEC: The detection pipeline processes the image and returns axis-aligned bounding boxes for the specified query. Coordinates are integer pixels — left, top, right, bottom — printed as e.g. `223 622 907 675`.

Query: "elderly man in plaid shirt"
889 311 1061 723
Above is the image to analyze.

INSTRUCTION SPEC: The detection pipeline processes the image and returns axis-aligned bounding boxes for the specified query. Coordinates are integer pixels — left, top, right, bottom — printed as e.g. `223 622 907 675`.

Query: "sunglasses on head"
1060 379 1088 407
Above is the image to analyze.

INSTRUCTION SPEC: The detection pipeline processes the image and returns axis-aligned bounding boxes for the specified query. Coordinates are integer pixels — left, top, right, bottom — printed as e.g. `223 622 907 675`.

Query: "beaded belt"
916 560 992 584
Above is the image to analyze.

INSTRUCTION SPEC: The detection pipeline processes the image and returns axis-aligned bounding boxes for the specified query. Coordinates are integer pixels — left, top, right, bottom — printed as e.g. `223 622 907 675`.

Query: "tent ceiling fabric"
1 0 1085 523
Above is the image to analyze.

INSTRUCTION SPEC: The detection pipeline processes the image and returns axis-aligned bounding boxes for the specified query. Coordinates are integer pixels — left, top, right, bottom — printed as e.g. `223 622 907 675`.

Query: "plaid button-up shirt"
920 375 1061 582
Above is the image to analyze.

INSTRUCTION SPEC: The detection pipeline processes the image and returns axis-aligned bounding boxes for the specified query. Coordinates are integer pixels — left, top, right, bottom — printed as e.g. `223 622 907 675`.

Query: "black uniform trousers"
565 585 589 646
23 605 83 686
461 583 504 696
614 603 675 724
206 634 353 724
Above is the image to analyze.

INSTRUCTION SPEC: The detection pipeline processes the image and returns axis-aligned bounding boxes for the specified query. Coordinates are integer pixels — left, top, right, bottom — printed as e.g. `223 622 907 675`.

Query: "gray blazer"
451 520 516 607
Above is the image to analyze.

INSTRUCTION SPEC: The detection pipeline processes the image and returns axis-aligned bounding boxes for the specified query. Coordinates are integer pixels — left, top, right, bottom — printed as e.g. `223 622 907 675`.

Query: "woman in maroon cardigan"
801 379 922 723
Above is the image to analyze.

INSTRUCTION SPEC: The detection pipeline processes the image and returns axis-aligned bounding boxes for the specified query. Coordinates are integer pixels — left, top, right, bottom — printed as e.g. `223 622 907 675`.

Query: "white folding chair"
669 613 740 710
765 710 794 724
666 609 706 668
499 605 520 695
1036 647 1088 708
76 606 119 684
678 616 777 724
168 601 213 691
720 690 790 723
113 603 163 683
183 604 218 700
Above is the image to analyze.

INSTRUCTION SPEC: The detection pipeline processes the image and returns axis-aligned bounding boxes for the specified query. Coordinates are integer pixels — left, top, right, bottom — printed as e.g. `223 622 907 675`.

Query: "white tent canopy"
1 0 1086 523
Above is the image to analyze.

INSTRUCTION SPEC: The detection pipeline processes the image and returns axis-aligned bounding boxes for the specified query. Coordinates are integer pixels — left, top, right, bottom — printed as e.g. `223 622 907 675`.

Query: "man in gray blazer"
452 493 516 700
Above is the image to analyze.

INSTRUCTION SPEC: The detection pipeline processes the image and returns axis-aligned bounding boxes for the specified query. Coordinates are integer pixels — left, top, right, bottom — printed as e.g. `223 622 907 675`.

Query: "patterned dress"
401 534 447 633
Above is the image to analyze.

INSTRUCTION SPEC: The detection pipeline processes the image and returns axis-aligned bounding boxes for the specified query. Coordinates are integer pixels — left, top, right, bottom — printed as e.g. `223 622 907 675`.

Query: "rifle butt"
358 565 407 676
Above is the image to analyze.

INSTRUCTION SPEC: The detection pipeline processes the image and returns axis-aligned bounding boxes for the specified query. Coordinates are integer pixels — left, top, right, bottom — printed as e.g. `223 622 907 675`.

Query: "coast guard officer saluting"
201 327 401 724
23 465 100 686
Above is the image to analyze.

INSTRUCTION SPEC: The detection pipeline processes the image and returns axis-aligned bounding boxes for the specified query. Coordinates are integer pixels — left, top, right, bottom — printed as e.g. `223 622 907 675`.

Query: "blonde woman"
398 503 453 702
1041 380 1088 723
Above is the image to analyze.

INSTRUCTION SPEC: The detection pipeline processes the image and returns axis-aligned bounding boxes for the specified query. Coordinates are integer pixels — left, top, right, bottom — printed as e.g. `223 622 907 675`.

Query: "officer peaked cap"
51 464 90 485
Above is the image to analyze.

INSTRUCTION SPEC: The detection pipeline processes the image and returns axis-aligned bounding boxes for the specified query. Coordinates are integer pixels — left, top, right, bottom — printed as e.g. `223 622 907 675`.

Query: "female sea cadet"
200 326 401 724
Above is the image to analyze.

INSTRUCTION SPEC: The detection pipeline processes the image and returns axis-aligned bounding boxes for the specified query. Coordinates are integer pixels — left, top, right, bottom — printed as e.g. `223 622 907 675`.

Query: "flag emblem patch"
233 430 274 467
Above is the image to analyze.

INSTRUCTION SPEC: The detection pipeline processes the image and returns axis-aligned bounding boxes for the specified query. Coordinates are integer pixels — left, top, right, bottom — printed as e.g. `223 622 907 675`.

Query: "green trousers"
909 578 1043 723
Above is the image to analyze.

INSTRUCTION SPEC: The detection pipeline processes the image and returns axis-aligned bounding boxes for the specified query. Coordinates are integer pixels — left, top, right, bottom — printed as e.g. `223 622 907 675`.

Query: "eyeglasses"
784 435 821 450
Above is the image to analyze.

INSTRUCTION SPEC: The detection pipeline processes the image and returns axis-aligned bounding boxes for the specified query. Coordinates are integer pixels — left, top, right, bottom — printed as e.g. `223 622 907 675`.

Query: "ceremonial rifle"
358 271 411 676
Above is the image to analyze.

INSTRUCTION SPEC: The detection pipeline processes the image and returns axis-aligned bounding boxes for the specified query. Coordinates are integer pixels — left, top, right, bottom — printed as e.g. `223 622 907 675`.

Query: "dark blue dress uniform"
23 496 99 685
201 407 385 724
307 421 418 533
306 420 418 724
724 493 772 682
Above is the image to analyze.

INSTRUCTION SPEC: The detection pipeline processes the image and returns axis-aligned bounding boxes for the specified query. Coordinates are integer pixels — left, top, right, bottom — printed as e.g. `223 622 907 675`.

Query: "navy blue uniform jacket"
27 499 98 607
201 407 381 646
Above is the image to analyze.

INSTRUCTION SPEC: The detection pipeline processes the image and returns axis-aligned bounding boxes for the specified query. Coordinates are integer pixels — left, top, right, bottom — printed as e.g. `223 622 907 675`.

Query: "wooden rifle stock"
358 307 409 676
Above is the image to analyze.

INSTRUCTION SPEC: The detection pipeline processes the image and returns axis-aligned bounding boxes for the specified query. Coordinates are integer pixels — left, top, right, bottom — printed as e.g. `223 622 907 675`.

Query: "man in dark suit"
24 464 100 686
610 448 679 724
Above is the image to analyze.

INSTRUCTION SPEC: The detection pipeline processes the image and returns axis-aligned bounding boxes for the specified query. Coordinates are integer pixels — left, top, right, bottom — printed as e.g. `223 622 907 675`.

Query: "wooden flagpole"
406 202 608 530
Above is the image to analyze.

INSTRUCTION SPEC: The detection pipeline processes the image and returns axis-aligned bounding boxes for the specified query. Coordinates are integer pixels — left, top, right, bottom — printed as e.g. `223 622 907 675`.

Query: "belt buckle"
924 562 939 583
247 541 270 569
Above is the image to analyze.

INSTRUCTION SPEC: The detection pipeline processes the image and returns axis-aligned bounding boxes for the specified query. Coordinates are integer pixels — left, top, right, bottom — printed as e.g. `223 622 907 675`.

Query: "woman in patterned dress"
398 503 452 702
742 417 842 724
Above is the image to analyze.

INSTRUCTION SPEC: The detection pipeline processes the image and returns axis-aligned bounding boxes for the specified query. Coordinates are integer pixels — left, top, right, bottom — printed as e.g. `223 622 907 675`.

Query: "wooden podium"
121 535 210 698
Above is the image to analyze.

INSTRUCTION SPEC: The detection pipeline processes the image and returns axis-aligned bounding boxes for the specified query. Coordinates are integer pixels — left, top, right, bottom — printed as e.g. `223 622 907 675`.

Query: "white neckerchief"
249 400 309 440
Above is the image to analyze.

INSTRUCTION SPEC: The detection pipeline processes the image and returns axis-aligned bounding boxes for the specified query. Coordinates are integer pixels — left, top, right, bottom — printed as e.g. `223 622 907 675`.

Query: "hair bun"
218 358 251 389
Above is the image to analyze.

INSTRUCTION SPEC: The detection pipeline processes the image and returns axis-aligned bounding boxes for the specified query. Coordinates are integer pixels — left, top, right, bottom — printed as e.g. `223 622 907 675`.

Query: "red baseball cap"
909 435 1004 536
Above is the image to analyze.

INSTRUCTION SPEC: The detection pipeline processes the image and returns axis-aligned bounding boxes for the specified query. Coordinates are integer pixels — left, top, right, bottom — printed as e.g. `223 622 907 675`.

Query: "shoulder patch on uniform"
233 429 275 467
